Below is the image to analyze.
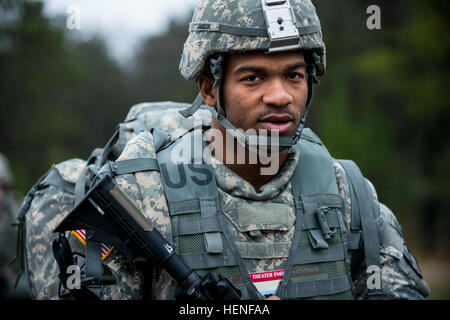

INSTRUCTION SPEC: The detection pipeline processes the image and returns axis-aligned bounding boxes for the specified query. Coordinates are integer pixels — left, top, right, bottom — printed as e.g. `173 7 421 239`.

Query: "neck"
207 118 289 191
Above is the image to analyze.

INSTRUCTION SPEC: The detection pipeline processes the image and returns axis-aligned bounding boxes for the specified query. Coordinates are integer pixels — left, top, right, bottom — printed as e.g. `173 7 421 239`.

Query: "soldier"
45 0 430 300
0 153 28 299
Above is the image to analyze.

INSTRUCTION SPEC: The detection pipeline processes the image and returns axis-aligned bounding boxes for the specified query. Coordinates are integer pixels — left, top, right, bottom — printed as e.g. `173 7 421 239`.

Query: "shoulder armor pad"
117 130 157 162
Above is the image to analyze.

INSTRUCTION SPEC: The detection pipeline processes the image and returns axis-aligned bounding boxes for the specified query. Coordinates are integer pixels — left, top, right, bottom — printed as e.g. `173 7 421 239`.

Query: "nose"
262 79 293 108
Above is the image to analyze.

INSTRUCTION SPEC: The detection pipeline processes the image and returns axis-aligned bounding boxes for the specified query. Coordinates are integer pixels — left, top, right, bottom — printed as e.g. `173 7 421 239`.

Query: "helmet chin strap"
179 53 319 157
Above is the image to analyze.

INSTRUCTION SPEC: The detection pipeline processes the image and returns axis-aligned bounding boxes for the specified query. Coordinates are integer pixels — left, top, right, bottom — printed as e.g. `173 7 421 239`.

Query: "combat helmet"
179 0 326 151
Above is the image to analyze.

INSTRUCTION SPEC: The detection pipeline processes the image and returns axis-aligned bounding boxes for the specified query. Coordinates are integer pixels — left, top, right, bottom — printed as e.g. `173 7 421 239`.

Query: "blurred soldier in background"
0 153 29 299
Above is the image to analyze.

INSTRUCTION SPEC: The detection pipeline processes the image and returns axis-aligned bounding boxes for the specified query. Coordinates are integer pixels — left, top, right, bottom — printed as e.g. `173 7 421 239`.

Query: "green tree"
312 0 450 252
129 18 197 104
0 0 134 193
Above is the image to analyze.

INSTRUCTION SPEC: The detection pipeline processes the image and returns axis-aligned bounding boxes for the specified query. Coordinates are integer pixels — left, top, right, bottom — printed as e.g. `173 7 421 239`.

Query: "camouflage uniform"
42 0 429 300
25 159 86 299
23 103 213 300
0 153 26 298
44 130 430 299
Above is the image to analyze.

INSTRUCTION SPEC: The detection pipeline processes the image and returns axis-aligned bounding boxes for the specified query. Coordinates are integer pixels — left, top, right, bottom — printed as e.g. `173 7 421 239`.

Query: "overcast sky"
41 0 198 63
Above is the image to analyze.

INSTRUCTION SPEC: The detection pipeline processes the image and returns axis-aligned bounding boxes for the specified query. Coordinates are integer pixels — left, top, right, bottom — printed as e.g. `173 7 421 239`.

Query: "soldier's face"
221 50 308 137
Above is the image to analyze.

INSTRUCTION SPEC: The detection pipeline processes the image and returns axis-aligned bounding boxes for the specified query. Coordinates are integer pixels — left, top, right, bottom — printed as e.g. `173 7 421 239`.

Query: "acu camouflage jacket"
42 129 430 300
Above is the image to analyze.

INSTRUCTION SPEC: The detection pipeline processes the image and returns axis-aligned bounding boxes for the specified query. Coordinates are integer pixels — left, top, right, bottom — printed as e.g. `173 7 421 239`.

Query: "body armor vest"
155 128 355 299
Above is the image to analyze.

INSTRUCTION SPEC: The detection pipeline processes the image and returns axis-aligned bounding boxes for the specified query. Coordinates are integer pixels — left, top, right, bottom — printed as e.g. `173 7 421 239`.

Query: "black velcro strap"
52 234 74 288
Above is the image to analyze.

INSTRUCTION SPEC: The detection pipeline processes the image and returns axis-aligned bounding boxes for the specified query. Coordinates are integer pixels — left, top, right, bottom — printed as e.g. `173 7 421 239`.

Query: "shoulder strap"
75 148 104 205
11 167 55 288
337 159 381 271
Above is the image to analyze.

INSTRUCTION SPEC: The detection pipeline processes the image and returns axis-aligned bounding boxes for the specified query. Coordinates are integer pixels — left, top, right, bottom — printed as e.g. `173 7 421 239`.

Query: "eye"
286 72 305 80
240 75 263 82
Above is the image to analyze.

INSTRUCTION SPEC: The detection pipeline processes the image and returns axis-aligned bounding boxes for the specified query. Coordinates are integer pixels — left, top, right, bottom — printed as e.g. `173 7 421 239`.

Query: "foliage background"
0 0 448 298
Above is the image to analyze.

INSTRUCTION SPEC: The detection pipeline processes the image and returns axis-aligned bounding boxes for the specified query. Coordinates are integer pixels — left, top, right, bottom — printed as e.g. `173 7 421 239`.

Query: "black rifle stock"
54 175 242 300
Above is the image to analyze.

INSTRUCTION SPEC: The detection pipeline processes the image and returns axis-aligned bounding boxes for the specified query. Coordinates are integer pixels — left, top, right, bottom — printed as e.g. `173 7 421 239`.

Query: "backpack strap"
94 126 171 181
11 167 55 288
74 148 104 205
97 128 171 177
337 160 381 272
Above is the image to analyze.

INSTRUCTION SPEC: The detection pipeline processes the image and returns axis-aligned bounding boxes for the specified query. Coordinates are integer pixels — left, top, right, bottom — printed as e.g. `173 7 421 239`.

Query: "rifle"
53 175 242 300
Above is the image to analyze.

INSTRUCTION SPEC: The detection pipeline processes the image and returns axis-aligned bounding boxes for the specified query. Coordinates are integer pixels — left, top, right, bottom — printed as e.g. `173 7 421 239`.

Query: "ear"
198 74 217 108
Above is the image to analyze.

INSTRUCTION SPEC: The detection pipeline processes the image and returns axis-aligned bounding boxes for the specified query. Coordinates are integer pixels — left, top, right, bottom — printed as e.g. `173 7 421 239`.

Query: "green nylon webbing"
180 249 238 269
347 231 363 250
109 158 160 175
84 230 103 297
178 93 203 118
337 159 382 297
337 160 381 268
237 203 290 227
188 22 321 37
284 276 351 299
301 211 340 231
200 197 223 254
173 216 221 237
169 199 202 215
292 244 345 265
235 241 291 259
74 167 87 205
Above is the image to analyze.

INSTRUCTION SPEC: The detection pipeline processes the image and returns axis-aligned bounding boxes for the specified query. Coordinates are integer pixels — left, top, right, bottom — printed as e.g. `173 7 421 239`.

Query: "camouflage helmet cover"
179 0 326 80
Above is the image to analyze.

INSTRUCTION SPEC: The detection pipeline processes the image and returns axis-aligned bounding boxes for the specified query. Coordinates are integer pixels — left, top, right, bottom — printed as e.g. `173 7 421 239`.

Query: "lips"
258 114 294 133
259 114 293 123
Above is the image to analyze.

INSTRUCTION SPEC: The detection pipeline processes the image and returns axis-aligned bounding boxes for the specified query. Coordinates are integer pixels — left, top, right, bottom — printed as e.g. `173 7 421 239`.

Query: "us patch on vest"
71 229 114 260
249 269 284 296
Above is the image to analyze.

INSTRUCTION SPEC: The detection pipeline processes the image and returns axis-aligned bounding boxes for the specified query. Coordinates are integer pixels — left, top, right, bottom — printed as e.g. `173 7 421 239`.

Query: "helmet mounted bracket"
261 0 301 53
